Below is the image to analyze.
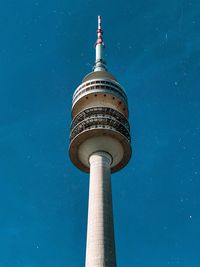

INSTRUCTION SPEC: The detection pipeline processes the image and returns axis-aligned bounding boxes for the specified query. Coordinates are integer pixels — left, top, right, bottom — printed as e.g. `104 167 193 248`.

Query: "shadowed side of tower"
69 16 132 267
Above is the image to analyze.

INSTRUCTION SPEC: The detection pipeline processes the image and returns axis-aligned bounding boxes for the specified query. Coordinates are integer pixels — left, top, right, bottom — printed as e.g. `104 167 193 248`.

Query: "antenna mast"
94 15 107 71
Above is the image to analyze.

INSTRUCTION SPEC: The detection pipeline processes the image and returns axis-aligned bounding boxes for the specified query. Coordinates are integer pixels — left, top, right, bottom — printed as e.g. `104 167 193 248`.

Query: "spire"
94 16 107 72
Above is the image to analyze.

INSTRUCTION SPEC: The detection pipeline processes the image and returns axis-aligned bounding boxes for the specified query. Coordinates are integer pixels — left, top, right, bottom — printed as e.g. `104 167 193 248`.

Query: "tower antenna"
94 15 107 71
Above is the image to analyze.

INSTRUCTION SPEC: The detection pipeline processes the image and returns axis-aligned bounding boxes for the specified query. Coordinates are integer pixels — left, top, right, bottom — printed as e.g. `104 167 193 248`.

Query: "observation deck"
72 71 128 118
69 71 132 173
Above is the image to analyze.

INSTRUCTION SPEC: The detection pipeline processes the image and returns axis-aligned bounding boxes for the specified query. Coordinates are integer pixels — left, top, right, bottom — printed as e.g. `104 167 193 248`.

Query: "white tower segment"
69 16 132 267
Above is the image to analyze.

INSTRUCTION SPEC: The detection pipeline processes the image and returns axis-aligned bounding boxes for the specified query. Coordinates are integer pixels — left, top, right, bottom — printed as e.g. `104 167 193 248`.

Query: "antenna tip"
98 15 102 24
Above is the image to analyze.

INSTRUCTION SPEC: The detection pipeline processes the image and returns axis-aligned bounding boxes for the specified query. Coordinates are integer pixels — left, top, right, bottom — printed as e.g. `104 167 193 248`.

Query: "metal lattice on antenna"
94 15 107 71
96 15 104 46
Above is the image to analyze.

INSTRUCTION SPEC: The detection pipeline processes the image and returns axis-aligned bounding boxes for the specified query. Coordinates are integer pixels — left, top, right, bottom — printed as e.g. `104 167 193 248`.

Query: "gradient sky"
0 0 200 266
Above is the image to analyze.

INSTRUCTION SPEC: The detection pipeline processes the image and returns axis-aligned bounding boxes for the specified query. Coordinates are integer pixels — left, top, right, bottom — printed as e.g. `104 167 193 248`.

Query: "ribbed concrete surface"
85 152 116 267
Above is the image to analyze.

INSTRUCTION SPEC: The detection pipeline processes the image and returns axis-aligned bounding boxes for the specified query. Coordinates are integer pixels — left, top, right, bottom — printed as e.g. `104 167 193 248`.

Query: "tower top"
94 16 107 72
69 16 131 173
96 16 104 46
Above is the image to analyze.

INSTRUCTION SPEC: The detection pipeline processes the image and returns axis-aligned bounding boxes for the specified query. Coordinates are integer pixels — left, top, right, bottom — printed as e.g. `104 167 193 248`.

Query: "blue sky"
0 0 200 266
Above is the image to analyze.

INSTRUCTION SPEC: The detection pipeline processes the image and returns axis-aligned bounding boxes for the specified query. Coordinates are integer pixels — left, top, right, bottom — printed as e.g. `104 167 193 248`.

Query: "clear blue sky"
0 0 200 266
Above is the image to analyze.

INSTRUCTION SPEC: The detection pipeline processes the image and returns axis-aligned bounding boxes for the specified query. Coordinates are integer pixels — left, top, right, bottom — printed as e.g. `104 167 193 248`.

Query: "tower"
69 16 131 267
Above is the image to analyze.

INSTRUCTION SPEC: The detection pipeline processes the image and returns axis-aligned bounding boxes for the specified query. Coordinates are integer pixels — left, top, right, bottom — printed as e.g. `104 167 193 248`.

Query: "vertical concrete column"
85 151 116 267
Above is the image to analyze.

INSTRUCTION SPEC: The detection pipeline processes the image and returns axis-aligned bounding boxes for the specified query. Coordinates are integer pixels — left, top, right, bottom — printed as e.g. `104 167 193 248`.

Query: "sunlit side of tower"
69 16 131 267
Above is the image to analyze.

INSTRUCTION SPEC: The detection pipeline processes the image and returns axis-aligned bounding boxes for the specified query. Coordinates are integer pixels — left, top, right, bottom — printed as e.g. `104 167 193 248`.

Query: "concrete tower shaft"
69 16 132 267
85 151 116 266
